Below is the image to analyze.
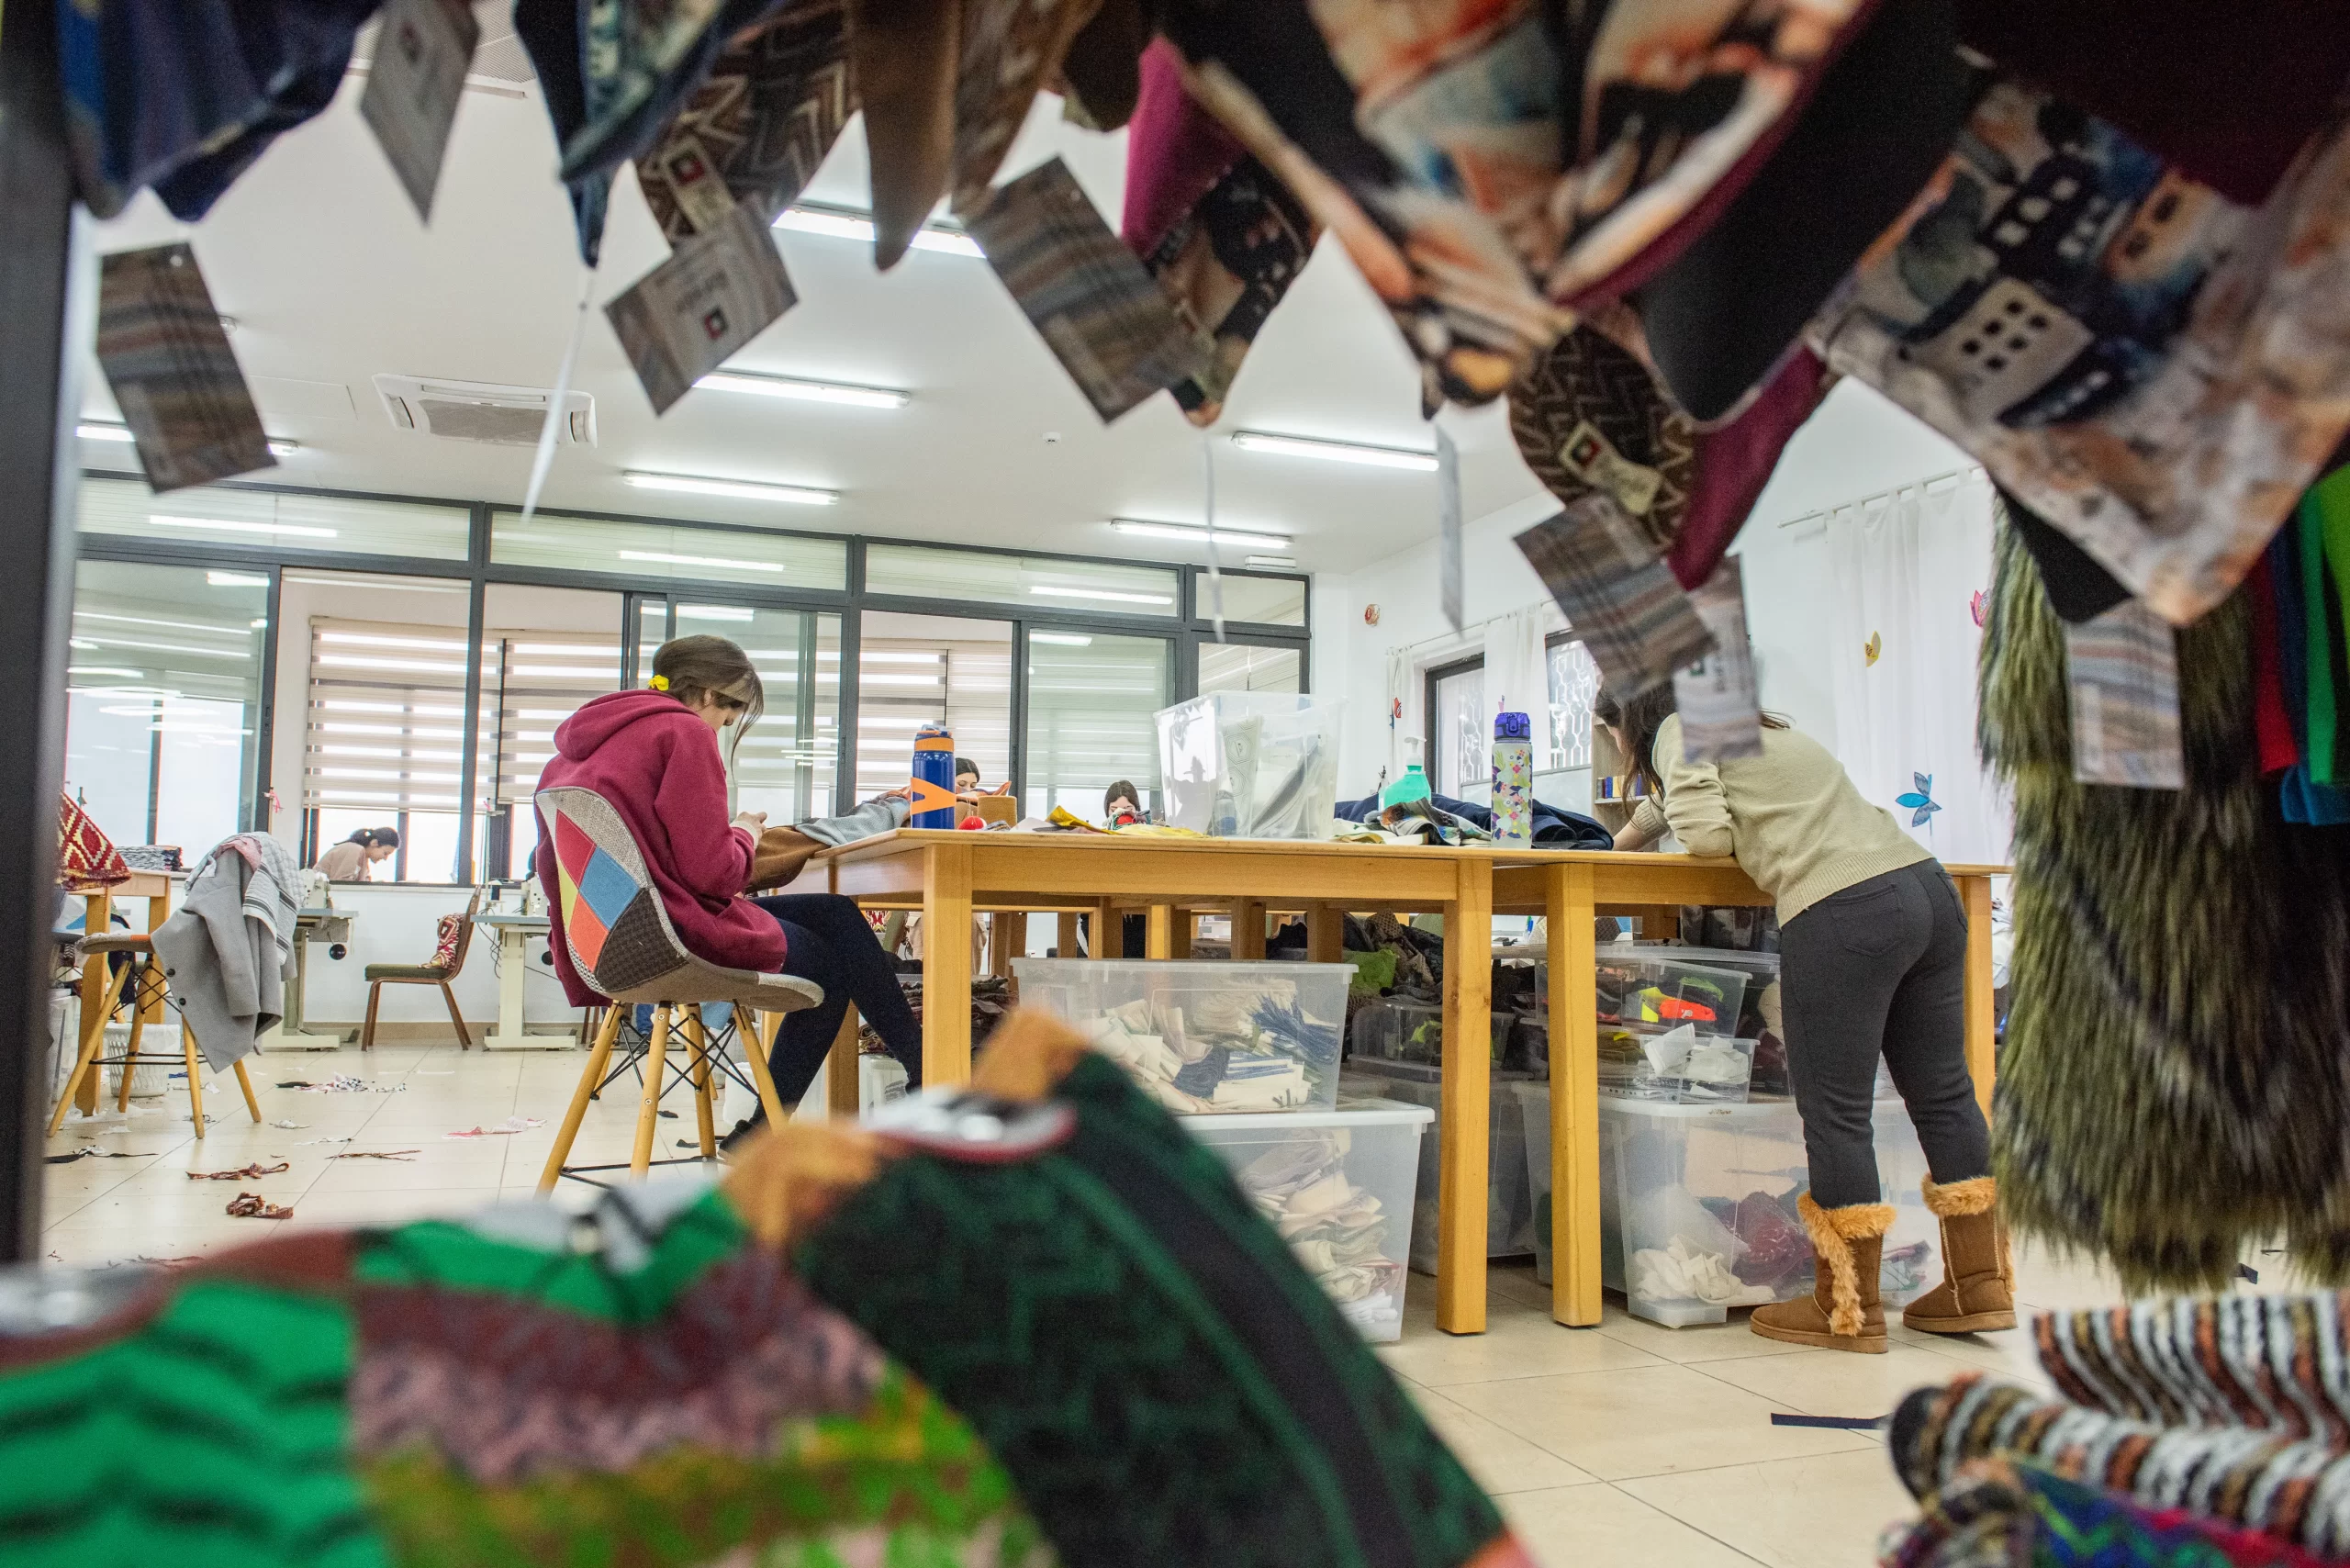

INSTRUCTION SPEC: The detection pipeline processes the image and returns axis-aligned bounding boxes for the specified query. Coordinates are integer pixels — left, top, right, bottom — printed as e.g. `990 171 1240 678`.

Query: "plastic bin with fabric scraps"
1012 958 1349 1113
1184 1097 1434 1342
1517 1087 1942 1325
1348 996 1511 1069
1596 1021 1758 1103
1342 1062 1539 1274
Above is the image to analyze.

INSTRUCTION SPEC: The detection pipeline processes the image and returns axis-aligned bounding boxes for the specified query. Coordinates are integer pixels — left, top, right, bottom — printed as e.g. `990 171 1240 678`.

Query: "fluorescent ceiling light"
207 570 269 588
619 548 787 574
321 631 467 652
509 643 613 657
696 371 909 409
149 514 338 539
67 666 142 678
1112 518 1292 550
621 471 835 506
1027 585 1176 606
772 206 984 258
861 674 944 688
1029 632 1094 646
83 421 297 458
78 637 250 659
861 651 941 665
1230 430 1438 472
676 604 753 622
76 610 251 637
1246 554 1299 569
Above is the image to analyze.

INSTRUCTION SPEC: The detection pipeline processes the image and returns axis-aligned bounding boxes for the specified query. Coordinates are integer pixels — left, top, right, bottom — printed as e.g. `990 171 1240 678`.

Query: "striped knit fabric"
1884 1458 2343 1568
2034 1295 2350 1444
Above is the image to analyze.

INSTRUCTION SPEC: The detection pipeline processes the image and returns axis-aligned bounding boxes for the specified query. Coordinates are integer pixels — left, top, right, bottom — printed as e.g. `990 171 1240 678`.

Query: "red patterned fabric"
429 914 464 974
57 794 130 894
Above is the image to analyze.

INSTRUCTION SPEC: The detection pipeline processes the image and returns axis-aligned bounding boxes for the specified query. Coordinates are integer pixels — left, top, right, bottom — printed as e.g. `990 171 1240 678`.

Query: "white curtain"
1483 606 1550 766
1823 472 2011 866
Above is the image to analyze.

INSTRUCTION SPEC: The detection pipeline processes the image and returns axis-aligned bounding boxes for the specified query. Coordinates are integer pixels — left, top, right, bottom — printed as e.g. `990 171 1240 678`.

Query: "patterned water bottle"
908 723 958 829
1492 711 1533 846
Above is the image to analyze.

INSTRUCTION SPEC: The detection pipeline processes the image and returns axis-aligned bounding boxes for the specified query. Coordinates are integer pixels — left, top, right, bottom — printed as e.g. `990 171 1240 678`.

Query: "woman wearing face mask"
532 635 921 1142
1596 684 2007 1355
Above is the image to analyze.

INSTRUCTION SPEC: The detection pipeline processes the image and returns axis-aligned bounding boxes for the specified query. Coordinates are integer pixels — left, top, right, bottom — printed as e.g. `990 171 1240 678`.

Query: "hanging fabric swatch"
1438 426 1463 633
1809 81 2350 625
633 0 852 244
358 0 480 222
2064 600 2186 790
605 201 799 414
1979 517 2350 1290
1515 498 1715 700
1674 559 1763 764
95 243 274 493
1508 323 1695 558
946 0 1101 217
967 158 1214 422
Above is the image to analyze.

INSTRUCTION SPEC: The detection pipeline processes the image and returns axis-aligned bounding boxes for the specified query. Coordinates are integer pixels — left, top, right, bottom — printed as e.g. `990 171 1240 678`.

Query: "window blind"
302 617 472 812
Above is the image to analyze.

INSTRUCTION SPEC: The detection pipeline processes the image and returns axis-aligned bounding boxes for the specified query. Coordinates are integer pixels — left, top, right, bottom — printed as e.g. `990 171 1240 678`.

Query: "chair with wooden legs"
360 891 479 1050
48 933 263 1137
532 785 822 1192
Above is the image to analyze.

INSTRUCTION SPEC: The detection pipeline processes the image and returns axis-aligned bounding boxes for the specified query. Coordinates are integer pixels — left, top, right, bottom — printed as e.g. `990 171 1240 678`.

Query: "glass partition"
723 607 843 824
1198 642 1302 695
80 475 472 559
492 510 847 591
480 584 626 880
854 611 1013 804
1204 571 1307 627
866 543 1178 619
1025 631 1169 822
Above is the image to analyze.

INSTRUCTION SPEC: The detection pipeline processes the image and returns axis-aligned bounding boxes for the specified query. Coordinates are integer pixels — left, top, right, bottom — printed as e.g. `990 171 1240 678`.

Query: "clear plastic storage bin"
1349 998 1511 1068
1595 951 1749 1036
1185 1097 1434 1342
1341 1065 1538 1273
1013 958 1350 1113
1156 691 1345 839
1595 1021 1757 1103
1518 1085 1942 1325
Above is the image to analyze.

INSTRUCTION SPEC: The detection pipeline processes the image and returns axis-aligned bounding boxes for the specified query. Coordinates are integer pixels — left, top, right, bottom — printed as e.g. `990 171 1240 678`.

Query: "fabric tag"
1438 425 1464 633
359 0 478 221
967 157 1212 422
1516 495 1716 700
96 244 274 493
605 200 798 413
648 131 741 233
1561 419 1663 518
2065 599 2186 789
1673 557 1763 762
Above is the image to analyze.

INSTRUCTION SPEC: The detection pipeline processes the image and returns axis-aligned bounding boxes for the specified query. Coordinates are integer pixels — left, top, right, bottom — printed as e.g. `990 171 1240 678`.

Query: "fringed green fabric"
1980 520 2350 1291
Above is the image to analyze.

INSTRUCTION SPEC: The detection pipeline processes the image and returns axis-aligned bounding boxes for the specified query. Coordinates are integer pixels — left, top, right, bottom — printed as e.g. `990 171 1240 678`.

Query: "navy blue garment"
737 891 921 1125
1334 791 1612 849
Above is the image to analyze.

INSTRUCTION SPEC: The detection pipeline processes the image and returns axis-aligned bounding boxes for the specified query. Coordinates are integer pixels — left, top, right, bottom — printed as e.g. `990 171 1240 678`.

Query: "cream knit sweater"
1628 713 1930 924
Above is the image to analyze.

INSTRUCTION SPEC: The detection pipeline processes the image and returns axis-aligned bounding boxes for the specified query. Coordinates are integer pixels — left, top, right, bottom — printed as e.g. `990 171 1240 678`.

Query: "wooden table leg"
924 844 975 1086
140 892 170 1031
1090 900 1117 959
1306 904 1345 964
1549 863 1602 1327
1231 900 1268 960
1057 912 1080 959
826 1003 862 1116
1145 904 1173 959
75 891 112 1115
1959 874 1997 1120
1168 910 1193 960
985 913 1015 979
1438 857 1493 1336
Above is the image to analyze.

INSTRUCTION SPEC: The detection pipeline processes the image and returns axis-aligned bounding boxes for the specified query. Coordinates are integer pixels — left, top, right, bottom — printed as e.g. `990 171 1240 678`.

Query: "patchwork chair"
359 891 479 1049
534 785 822 1191
48 932 263 1136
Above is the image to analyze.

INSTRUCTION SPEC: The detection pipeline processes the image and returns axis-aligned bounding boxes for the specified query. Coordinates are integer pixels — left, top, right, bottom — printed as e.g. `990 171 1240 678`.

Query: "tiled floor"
39 1044 2113 1567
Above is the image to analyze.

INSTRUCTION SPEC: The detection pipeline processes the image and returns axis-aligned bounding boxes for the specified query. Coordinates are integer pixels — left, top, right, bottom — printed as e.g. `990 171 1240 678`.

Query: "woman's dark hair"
955 756 980 783
653 634 765 767
346 826 400 849
1595 688 1789 797
1103 779 1140 816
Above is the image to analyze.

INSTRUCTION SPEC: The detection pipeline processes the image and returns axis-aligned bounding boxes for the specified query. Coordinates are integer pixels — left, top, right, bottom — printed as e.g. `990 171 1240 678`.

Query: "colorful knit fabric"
1978 519 2350 1289
1884 1459 2343 1568
795 1049 1518 1568
2034 1294 2350 1445
1891 1375 2350 1558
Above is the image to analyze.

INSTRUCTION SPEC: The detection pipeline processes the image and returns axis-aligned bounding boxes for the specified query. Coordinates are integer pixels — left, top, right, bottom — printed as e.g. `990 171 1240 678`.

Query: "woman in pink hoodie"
533 635 920 1143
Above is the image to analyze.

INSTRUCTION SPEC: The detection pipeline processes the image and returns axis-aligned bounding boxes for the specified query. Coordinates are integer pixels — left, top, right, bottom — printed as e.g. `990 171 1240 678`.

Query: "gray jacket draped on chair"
151 834 301 1071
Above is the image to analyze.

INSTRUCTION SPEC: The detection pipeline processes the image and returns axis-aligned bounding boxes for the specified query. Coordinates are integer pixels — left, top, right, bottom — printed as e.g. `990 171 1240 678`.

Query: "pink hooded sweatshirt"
532 689 784 1005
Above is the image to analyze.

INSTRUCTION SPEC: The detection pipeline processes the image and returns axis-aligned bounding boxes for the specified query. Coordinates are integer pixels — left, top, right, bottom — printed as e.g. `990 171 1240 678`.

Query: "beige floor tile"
2011 1240 2128 1312
1382 1296 1663 1388
1885 1322 2052 1392
285 1185 508 1226
1617 1449 1914 1568
1688 1345 1970 1422
1590 1305 1815 1365
1445 1361 1879 1481
1406 1385 1597 1495
307 1149 513 1191
1500 1482 1758 1568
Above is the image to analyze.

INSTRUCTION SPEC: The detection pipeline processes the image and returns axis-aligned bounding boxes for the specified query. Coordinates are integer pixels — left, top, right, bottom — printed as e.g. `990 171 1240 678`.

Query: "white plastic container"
1184 1097 1434 1341
1343 1065 1538 1273
1518 1085 1942 1325
1013 958 1350 1113
1156 692 1345 839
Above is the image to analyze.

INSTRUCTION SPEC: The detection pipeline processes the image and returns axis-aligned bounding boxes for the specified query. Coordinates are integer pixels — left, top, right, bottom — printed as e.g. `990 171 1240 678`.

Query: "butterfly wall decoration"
1897 772 1942 828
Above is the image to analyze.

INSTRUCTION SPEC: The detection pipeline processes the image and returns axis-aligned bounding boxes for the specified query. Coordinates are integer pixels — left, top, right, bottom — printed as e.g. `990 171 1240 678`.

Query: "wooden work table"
822 829 2004 1338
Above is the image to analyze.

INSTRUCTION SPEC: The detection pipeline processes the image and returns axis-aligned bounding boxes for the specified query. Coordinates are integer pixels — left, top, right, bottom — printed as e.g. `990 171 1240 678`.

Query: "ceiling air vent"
373 375 596 449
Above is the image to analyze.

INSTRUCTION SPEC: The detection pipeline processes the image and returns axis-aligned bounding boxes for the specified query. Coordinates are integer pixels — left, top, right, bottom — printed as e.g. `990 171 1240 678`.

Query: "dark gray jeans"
1779 860 1990 1208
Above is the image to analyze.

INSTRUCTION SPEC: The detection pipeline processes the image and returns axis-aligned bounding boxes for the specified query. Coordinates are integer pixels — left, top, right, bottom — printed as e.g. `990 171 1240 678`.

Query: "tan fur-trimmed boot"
1902 1176 2016 1334
1750 1194 1893 1353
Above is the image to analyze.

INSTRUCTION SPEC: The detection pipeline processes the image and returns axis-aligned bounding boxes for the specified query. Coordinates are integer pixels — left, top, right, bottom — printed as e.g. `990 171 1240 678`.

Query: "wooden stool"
48 934 262 1137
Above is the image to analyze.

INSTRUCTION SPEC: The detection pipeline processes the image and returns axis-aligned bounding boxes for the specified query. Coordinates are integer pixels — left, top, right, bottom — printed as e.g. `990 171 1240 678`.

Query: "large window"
1546 636 1600 771
854 611 1012 803
1204 572 1307 628
491 510 847 591
1427 657 1486 800
866 543 1179 619
1199 642 1302 695
1026 630 1169 821
480 584 625 879
81 476 471 560
633 598 845 823
64 560 270 852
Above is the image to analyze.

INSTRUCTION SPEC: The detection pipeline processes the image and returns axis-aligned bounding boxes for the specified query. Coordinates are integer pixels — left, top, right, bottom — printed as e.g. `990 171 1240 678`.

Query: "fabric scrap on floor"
188 1161 289 1182
444 1116 543 1139
224 1192 293 1219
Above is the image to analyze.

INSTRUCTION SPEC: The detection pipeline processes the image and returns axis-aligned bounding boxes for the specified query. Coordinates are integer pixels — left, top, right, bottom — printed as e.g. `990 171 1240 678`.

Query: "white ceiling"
80 47 1549 578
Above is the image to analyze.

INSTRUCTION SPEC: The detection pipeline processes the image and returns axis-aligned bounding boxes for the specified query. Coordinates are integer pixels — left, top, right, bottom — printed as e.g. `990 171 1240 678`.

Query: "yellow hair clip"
647 675 670 691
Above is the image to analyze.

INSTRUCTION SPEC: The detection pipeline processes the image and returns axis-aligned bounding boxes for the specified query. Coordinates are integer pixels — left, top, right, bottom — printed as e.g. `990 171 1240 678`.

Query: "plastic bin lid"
1180 1098 1435 1131
1011 958 1359 975
1596 1095 1800 1120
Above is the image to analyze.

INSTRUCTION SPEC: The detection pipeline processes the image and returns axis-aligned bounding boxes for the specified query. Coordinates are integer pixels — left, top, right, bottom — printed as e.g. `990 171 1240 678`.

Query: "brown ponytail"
651 634 764 766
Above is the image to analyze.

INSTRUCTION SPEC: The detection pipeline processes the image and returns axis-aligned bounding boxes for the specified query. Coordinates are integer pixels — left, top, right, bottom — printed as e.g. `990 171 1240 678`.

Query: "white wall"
1317 382 1975 800
297 883 579 1030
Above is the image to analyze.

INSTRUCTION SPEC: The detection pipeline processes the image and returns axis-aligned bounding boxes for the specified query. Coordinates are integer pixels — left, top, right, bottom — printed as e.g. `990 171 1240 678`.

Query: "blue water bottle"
909 722 958 829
